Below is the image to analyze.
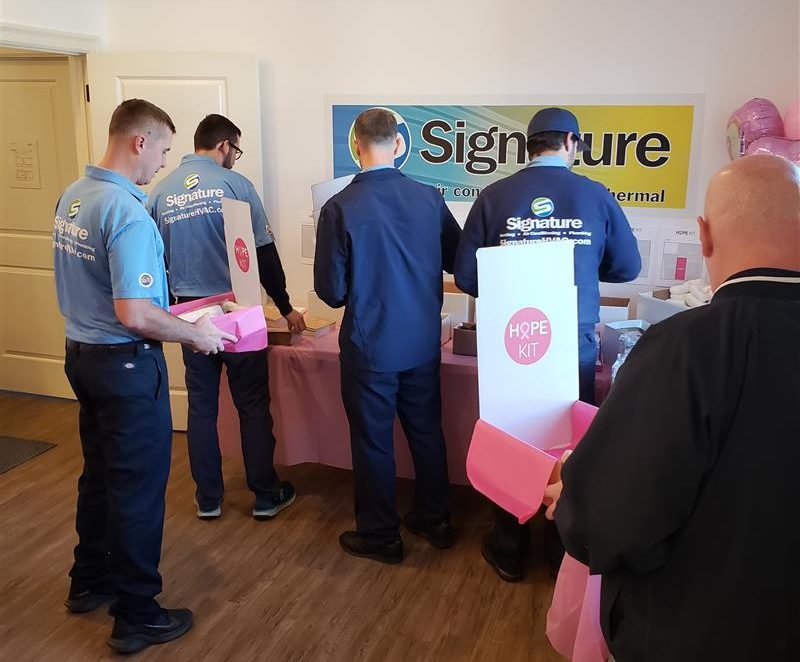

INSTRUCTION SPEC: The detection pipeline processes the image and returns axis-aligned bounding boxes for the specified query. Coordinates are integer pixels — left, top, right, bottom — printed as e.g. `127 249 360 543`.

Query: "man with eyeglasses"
148 113 305 521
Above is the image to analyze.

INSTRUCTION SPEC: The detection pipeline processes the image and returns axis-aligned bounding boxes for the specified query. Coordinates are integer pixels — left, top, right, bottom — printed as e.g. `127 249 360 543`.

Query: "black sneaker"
194 497 222 520
481 533 525 582
339 531 404 565
403 512 456 549
253 481 296 520
64 587 114 614
108 608 193 655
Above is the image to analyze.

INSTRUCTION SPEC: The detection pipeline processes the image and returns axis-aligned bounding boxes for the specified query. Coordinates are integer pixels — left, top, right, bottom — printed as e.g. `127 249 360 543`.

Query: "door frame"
0 21 98 55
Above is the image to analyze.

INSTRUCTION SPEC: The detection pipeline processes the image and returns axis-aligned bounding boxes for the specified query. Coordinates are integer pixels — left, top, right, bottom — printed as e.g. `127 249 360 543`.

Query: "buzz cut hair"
108 98 175 137
354 108 397 147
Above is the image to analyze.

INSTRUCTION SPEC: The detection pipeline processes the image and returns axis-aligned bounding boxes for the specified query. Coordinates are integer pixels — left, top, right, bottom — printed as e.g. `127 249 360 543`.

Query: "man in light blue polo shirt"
148 114 304 522
54 99 235 655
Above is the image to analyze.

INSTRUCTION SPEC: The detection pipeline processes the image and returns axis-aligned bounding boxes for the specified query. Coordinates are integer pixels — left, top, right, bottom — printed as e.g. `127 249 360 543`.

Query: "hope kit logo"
504 307 552 365
233 238 250 273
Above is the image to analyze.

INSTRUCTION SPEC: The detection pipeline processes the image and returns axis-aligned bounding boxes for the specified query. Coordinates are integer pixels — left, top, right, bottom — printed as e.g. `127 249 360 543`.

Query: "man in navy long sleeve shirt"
315 108 462 564
454 107 640 581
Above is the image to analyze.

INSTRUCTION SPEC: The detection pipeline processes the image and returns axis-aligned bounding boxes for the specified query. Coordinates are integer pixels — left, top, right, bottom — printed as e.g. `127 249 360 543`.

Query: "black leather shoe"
108 608 193 654
481 533 524 582
339 531 403 564
403 512 456 549
64 588 114 614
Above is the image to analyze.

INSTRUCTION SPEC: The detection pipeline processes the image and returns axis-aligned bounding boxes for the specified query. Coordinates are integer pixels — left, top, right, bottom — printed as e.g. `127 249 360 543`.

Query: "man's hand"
543 449 572 521
188 313 238 355
284 309 306 333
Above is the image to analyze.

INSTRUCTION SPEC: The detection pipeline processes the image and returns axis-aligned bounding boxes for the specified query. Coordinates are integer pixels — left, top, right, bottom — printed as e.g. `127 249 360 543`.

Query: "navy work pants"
181 347 280 510
340 356 450 543
65 341 171 623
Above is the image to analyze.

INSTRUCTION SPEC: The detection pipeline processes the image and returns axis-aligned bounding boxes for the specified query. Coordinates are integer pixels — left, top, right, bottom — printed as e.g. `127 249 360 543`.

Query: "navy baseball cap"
526 107 590 152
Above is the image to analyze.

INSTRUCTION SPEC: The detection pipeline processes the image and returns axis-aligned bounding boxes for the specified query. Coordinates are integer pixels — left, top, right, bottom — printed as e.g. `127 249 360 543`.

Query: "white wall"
0 0 105 39
7 0 799 303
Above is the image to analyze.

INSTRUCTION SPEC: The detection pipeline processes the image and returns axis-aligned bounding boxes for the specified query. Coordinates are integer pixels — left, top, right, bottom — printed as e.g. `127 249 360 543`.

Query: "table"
218 330 480 485
217 330 611 486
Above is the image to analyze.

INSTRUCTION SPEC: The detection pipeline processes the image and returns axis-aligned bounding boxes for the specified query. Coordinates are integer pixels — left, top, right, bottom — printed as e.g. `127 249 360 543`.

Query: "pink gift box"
466 400 597 524
169 292 268 353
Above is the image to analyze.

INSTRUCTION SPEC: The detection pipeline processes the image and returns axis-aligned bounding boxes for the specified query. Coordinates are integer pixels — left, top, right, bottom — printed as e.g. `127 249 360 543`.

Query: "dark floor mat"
0 436 56 474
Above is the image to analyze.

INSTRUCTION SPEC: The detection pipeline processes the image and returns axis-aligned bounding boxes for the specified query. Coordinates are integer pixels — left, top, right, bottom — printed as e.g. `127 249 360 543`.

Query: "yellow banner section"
569 105 694 209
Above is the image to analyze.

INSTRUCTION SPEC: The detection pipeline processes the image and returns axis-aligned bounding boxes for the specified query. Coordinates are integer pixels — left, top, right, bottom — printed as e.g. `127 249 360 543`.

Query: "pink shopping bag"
466 400 598 524
547 554 609 662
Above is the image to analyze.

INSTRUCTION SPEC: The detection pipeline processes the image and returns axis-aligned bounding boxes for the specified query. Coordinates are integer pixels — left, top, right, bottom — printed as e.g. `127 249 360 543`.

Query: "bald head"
699 154 800 289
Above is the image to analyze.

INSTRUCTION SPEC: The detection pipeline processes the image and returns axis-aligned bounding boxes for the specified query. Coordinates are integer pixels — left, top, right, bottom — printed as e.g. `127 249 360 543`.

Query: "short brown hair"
354 108 397 147
194 114 241 150
108 99 175 137
526 131 568 159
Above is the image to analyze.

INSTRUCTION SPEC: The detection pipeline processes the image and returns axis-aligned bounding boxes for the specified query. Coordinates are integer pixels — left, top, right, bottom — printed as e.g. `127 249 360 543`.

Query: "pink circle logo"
234 238 250 273
504 307 552 365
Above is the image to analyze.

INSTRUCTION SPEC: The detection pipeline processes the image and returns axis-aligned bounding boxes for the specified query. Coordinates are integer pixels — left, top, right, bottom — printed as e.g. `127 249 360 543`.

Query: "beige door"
0 53 89 398
85 52 264 429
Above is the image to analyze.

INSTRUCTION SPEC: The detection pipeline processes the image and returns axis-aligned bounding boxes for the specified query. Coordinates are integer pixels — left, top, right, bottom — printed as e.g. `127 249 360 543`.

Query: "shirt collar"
714 268 800 294
85 165 147 203
180 154 218 167
361 164 395 173
526 154 569 169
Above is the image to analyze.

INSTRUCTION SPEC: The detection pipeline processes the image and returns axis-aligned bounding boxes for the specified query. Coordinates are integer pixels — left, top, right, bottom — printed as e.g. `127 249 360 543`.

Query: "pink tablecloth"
218 329 480 485
217 329 611 486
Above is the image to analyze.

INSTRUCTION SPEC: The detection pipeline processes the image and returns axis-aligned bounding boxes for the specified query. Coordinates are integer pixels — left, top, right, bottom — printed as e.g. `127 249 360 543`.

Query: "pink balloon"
783 98 800 141
745 136 800 164
727 98 784 160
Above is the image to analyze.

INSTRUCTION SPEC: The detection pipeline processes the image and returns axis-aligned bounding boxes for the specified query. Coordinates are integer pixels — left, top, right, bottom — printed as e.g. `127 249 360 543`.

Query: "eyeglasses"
228 141 243 161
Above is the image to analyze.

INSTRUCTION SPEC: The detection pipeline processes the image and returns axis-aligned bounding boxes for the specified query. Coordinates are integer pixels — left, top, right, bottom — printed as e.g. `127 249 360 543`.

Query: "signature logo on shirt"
68 198 81 219
184 173 200 190
348 107 412 170
139 273 154 288
531 197 555 218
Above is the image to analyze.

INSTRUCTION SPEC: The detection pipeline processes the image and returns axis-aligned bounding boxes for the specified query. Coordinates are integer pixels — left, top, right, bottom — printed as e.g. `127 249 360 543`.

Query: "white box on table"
637 289 688 324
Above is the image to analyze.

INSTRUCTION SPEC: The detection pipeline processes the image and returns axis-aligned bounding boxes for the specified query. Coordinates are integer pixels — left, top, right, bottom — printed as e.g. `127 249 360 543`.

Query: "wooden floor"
0 392 564 662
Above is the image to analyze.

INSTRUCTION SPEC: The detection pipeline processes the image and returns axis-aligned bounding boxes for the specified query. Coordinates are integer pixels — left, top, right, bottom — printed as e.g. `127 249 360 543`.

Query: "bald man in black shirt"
547 154 800 662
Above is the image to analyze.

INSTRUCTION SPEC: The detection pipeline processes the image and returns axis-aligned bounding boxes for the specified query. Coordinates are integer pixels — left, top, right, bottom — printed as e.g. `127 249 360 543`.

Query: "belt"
65 339 162 354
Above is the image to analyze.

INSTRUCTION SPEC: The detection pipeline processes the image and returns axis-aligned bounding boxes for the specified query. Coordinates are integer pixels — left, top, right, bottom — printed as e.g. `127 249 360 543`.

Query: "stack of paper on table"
302 315 335 338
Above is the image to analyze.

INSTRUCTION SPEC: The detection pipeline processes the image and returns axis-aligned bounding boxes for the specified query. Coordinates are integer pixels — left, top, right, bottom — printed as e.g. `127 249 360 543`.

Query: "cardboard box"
599 296 631 324
267 328 293 346
601 319 650 366
637 289 688 324
452 322 477 356
440 313 452 345
467 242 599 523
307 290 344 323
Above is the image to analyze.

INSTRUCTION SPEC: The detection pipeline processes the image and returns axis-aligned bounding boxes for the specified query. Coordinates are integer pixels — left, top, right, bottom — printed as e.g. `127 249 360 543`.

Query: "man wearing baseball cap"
454 106 641 582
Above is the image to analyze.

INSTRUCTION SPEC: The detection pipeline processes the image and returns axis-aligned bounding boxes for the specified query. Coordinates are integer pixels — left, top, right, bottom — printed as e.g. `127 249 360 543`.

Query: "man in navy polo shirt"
454 107 640 582
315 108 463 564
55 99 235 654
148 114 304 521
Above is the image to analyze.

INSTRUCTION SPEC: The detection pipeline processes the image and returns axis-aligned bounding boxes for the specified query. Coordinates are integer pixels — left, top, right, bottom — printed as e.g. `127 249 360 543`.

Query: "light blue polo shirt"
146 154 273 297
53 165 169 344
